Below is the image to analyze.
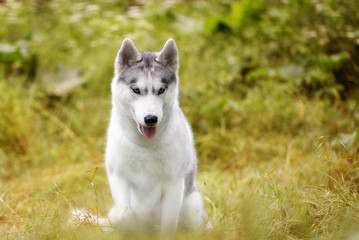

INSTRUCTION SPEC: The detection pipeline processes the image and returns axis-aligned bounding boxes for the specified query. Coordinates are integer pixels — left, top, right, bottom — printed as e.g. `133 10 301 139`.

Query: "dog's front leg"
108 174 131 223
161 179 184 233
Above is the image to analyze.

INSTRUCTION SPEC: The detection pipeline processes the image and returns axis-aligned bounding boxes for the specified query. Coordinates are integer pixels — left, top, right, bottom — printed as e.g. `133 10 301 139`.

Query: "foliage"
0 0 358 239
205 0 359 100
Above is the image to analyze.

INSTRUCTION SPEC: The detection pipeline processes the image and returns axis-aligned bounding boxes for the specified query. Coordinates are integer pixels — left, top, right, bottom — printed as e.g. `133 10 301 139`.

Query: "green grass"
1 0 359 239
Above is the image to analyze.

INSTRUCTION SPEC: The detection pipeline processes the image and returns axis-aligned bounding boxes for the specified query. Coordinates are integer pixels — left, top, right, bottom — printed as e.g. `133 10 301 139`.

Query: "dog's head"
111 38 179 139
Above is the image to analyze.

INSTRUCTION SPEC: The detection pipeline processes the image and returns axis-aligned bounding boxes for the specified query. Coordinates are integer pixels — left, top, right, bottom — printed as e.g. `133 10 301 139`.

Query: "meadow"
1 0 358 239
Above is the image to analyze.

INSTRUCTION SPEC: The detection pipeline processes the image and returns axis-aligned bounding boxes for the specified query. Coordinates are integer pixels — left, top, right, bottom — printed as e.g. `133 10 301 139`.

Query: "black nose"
144 115 158 126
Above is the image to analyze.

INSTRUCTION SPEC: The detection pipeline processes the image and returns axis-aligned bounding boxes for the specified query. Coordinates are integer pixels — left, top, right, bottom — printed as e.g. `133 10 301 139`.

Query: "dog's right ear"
155 38 179 73
114 38 142 75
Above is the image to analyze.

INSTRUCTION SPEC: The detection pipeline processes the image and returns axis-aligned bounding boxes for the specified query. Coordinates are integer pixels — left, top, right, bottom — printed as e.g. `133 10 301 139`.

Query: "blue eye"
131 88 140 94
158 88 166 95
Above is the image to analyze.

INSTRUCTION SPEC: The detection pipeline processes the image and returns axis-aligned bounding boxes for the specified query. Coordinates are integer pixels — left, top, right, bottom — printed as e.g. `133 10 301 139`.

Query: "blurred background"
0 0 358 239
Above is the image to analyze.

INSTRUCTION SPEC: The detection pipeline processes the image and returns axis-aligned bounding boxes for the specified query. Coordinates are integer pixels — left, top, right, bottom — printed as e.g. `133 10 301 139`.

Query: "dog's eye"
131 88 141 94
158 88 166 95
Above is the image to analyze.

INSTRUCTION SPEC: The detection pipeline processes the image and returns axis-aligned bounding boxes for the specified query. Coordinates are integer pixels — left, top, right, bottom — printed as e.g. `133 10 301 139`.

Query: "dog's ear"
155 38 179 73
115 38 142 75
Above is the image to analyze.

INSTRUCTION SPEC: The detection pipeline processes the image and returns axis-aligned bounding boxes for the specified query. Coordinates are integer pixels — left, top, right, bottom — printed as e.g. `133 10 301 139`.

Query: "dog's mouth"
138 124 157 139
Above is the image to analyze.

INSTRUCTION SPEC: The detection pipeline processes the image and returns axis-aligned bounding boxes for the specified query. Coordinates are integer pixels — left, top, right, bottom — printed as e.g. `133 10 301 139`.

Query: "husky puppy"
105 38 209 233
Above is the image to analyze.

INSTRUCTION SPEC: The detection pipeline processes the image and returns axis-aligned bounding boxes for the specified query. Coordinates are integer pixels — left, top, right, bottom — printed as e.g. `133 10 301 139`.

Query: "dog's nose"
144 115 158 126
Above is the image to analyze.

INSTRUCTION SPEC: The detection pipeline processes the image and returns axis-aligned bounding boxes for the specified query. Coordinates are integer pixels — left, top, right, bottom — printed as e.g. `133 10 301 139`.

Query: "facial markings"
130 84 148 95
131 86 141 94
160 73 176 85
151 85 168 95
118 69 139 85
130 78 137 85
118 51 177 97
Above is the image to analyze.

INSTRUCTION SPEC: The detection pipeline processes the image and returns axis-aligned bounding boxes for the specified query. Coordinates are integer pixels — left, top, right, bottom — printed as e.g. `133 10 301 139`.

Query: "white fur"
105 38 209 233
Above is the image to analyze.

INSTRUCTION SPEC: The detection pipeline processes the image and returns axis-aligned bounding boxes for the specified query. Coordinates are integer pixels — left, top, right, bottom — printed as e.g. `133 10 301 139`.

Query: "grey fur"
155 39 179 73
118 51 177 87
115 38 142 75
184 166 197 196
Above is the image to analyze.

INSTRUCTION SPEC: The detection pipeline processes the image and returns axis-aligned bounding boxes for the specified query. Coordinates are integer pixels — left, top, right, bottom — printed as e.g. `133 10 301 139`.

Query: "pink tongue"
142 126 156 139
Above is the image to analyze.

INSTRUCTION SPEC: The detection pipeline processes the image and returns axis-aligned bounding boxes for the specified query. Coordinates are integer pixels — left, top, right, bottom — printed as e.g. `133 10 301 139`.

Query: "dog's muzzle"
144 115 158 126
138 115 158 139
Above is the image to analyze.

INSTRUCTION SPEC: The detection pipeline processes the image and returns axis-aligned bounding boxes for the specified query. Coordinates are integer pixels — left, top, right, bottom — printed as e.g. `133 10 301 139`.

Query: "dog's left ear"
115 38 142 75
155 38 179 73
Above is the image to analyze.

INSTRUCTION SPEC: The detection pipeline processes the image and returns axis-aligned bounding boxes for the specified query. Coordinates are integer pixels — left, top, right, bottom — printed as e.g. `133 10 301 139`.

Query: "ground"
1 0 358 239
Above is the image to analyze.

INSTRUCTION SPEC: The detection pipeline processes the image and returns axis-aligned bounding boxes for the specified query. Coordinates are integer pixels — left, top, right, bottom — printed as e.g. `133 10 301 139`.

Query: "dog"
104 38 210 233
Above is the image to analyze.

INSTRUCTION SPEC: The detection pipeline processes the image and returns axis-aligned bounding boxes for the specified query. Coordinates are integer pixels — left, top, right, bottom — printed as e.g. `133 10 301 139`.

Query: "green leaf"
0 44 24 63
355 130 359 142
204 16 227 35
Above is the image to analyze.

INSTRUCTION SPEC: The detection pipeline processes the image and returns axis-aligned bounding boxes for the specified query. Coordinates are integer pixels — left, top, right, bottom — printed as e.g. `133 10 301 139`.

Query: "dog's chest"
117 143 184 214
126 147 179 180
112 138 186 182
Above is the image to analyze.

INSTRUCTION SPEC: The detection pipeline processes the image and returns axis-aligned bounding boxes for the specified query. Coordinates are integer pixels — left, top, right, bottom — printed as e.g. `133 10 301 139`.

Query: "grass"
2 137 358 239
1 0 359 239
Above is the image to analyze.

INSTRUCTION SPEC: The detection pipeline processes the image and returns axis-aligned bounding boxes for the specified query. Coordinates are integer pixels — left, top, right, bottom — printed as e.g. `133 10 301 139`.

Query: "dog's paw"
69 208 113 232
205 220 213 230
69 208 97 225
